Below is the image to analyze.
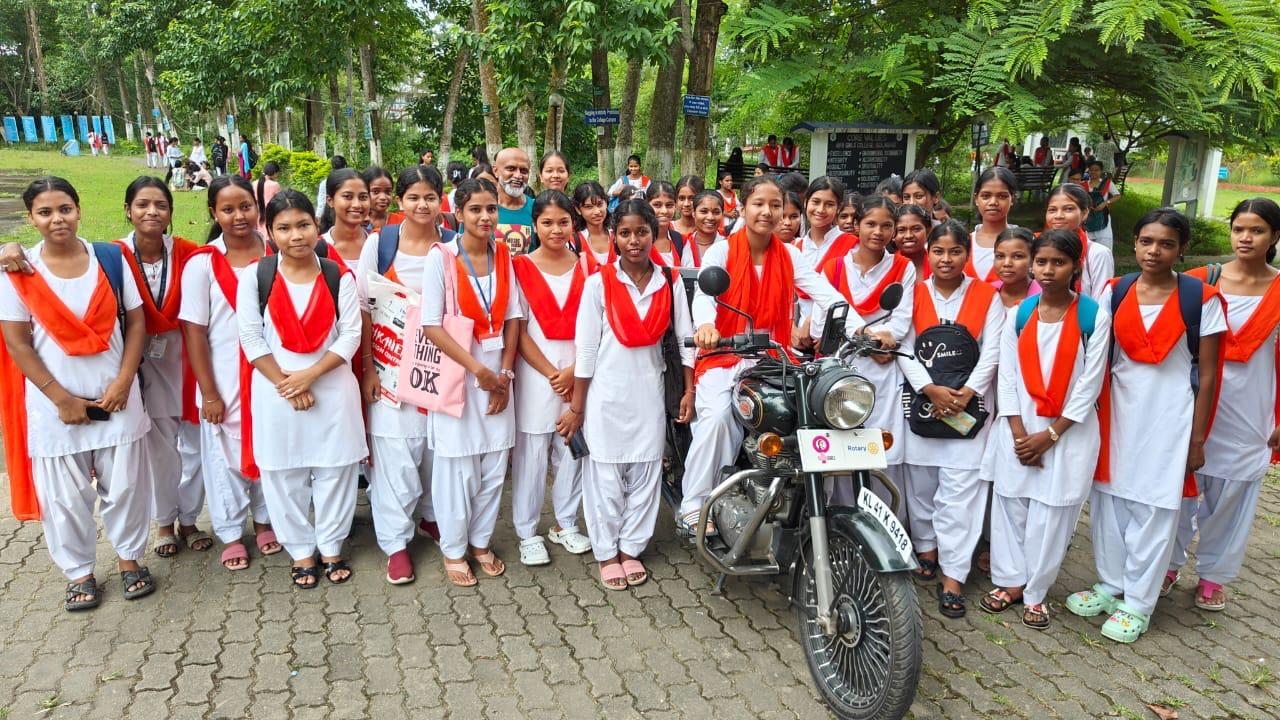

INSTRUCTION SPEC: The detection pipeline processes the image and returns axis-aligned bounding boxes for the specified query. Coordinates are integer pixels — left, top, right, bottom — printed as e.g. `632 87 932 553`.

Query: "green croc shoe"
1100 603 1150 644
1065 584 1120 618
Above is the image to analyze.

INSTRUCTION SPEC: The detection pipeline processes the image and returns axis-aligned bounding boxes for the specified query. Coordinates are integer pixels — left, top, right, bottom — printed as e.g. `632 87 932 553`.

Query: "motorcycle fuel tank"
733 374 797 436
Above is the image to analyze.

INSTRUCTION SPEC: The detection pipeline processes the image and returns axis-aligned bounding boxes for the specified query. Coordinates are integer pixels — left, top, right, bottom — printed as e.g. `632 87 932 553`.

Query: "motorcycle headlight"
809 370 875 430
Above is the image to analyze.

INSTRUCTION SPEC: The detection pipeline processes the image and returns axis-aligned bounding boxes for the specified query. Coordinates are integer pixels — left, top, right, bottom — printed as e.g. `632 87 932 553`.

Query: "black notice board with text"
825 132 909 194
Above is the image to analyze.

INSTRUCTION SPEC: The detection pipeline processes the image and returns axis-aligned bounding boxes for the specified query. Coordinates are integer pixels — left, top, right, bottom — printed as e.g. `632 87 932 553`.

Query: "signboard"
344 106 354 118
584 109 621 126
21 117 38 142
104 117 116 145
152 107 161 117
363 112 373 140
3 117 17 143
682 94 711 118
91 115 103 138
41 116 56 143
226 114 236 138
971 121 990 147
77 115 89 142
1218 166 1229 180
825 132 909 195
60 115 74 141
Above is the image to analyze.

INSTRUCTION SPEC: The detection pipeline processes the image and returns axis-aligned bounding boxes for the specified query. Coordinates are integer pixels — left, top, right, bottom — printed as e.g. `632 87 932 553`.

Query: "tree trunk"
115 66 135 141
344 48 357 156
132 55 150 135
615 58 642 176
646 1 687 183
472 0 503 159
591 45 615 183
141 52 173 131
439 46 470 171
679 0 726 178
24 4 48 102
516 98 538 165
543 61 565 153
358 43 381 166
327 69 341 157
306 87 323 154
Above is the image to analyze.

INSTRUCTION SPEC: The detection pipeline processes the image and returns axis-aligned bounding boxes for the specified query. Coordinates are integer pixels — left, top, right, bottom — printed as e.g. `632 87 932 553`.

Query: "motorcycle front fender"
825 506 917 573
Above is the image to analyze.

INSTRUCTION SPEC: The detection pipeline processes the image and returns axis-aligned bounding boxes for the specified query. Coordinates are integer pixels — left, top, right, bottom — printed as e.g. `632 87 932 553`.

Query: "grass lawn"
0 149 215 245
1125 177 1280 219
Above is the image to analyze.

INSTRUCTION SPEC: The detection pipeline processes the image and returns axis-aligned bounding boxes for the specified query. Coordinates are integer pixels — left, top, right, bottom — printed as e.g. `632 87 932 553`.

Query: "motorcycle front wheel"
794 524 922 720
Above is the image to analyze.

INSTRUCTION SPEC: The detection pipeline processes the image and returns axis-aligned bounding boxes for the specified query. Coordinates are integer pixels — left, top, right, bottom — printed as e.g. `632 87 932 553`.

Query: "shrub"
1109 192 1231 260
254 144 332 195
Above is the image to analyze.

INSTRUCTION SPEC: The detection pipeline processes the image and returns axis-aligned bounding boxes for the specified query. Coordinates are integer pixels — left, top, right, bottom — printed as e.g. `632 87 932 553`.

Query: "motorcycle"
663 266 922 720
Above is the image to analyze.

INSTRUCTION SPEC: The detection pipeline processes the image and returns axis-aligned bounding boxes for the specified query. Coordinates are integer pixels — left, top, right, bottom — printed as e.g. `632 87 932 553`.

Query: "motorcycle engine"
711 489 776 560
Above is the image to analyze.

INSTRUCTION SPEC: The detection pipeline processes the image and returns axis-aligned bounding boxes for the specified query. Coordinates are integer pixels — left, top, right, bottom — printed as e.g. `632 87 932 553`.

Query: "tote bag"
397 244 473 417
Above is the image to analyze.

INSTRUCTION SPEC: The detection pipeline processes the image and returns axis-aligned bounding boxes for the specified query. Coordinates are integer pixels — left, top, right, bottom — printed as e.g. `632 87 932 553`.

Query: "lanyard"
458 242 494 316
133 235 169 308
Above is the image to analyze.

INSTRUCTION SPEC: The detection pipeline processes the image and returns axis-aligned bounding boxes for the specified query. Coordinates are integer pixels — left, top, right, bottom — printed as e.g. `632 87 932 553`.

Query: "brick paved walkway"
0 474 1275 719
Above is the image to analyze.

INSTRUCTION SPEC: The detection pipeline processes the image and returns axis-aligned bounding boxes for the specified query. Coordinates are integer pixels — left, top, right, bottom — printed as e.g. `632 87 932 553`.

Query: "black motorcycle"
664 266 922 720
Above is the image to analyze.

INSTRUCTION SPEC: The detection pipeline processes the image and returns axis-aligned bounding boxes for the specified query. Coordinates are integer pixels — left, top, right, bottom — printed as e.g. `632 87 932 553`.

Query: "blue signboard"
584 109 621 126
682 94 711 118
1218 166 1229 181
91 115 103 138
104 117 116 145
152 107 160 117
41 116 56 142
3 117 17 143
60 115 74 140
226 114 236 138
21 116 38 142
77 115 89 142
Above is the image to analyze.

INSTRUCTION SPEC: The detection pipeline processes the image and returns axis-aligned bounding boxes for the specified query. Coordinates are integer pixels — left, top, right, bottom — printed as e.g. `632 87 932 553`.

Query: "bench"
1112 164 1130 193
1013 166 1059 201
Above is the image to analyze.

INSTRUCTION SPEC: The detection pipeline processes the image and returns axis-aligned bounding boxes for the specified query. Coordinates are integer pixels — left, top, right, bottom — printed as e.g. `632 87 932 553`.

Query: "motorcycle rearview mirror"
879 283 904 313
697 266 731 297
818 302 849 356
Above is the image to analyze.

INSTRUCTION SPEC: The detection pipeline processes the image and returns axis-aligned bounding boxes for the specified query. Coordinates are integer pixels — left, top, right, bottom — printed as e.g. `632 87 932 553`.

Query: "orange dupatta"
695 230 794 380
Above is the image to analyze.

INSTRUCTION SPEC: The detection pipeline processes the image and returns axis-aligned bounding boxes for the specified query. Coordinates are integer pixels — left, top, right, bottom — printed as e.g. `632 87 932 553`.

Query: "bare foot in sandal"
154 525 179 558
443 556 477 587
221 541 249 571
467 546 505 577
599 557 627 590
254 522 282 555
619 552 648 586
178 524 213 552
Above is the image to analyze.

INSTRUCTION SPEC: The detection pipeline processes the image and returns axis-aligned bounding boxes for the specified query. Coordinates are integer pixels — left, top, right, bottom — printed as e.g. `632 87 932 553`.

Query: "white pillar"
808 131 829 180
1198 147 1223 219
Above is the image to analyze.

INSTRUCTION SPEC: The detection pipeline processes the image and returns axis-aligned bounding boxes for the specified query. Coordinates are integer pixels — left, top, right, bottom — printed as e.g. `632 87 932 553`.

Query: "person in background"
191 163 213 190
538 151 571 195
189 138 207 168
145 132 158 168
1034 137 1054 167
933 199 953 224
211 137 229 177
753 162 769 178
237 135 254 180
420 149 435 166
255 162 282 222
494 148 535 255
759 134 781 168
1095 133 1120 174
468 146 491 180
88 130 101 157
779 137 800 169
608 155 650 199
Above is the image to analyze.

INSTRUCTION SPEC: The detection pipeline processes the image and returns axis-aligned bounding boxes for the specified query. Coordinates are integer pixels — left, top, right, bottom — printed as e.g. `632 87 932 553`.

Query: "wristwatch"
500 368 515 380
1047 426 1060 443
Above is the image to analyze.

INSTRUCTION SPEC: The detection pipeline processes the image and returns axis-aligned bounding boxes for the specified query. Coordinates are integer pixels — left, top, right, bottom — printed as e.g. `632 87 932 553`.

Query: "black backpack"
256 255 342 319
904 323 988 439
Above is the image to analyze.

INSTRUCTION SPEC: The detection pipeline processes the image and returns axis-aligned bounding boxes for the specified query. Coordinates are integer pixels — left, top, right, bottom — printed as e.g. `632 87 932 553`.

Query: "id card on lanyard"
459 242 503 351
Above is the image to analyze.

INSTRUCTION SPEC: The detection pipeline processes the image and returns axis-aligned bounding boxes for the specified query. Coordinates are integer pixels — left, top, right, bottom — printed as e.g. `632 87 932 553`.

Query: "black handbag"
904 323 988 439
660 267 686 419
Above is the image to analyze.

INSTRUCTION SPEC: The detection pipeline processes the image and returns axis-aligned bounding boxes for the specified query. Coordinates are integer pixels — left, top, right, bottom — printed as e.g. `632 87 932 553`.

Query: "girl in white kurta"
117 177 211 557
981 229 1110 629
560 199 695 590
683 190 726 268
793 176 859 345
319 168 370 270
1043 183 1114 300
239 190 365 588
573 181 614 275
422 178 522 587
510 191 592 566
356 165 449 584
647 181 693 267
1066 209 1225 644
819 196 916 511
0 177 154 610
967 167 1018 283
899 220 1005 618
1167 198 1280 611
180 175 281 571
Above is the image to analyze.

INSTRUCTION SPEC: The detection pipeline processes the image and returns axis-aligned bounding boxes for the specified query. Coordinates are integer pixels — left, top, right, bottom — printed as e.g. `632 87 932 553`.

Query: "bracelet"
567 407 583 416
204 397 220 405
683 389 695 397
37 378 55 391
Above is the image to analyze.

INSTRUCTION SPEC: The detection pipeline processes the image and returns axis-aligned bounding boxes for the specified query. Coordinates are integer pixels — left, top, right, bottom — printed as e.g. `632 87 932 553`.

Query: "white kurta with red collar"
1080 242 1115 300
793 226 847 321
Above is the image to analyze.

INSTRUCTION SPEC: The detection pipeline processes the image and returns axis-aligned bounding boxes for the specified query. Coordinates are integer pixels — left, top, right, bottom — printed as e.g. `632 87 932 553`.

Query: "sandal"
468 549 505 577
220 542 250 571
1065 583 1120 618
1022 602 1050 630
443 558 477 587
913 556 939 582
65 578 101 612
938 587 967 618
599 561 628 591
1100 602 1150 644
676 511 718 539
1195 580 1227 611
1160 570 1179 598
256 530 282 556
620 558 648 587
154 534 180 558
979 588 1023 614
122 567 157 600
323 559 352 585
181 529 213 552
290 564 320 589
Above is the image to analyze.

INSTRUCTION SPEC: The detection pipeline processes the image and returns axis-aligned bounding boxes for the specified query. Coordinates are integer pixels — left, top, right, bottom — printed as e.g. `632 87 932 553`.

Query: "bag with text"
396 245 472 417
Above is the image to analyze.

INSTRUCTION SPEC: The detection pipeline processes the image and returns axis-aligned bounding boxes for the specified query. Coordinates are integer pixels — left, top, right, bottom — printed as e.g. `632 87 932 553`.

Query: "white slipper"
518 537 551 566
547 526 592 555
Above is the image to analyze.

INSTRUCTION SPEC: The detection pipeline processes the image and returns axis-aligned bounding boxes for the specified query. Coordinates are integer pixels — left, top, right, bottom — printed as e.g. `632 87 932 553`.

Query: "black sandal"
290 565 320 589
1022 603 1050 630
979 588 1023 614
122 567 157 600
913 556 939 582
65 578 100 612
323 560 352 585
939 587 967 618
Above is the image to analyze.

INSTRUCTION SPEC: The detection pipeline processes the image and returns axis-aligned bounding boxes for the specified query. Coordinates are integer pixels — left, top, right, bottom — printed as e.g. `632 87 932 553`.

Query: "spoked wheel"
795 524 922 720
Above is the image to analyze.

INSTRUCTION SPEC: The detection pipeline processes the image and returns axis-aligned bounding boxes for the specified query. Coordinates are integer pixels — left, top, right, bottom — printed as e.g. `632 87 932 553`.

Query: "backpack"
904 322 988 439
1109 272 1205 392
246 146 259 170
375 225 458 275
256 255 343 319
1014 294 1099 344
91 242 127 335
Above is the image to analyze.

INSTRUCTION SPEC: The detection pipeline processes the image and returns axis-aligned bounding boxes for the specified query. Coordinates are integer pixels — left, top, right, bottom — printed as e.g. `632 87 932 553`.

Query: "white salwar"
355 236 435 555
1091 288 1226 615
512 265 583 539
988 300 1111 605
179 240 271 543
899 277 1005 583
1169 292 1277 584
576 268 695 561
0 240 152 579
680 241 865 518
422 240 522 560
237 261 366 561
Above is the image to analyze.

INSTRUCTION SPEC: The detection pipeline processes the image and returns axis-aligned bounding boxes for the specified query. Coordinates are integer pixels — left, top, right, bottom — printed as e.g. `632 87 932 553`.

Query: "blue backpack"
375 224 457 275
91 242 126 334
1108 272 1206 392
1014 293 1099 345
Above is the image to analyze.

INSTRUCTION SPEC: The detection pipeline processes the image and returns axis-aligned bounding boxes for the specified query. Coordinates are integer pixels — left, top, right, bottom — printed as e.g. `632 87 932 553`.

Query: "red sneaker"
386 549 415 585
417 519 440 542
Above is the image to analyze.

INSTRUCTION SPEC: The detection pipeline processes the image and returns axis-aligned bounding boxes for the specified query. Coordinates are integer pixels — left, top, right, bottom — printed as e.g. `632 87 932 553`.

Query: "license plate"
796 428 889 472
858 486 914 565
